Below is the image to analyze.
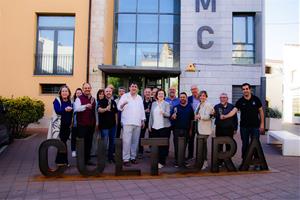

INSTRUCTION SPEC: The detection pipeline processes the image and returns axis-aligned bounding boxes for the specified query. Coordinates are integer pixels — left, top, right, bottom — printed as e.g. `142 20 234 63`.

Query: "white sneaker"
72 151 76 158
201 161 208 170
158 163 164 169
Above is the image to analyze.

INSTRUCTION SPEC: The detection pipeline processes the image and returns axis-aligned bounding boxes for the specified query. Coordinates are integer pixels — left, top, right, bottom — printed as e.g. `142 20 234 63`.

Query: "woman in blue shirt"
54 85 73 166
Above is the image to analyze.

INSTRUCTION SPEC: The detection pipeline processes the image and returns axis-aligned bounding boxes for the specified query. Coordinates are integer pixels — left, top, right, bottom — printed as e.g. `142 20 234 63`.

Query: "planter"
293 116 300 125
266 117 282 131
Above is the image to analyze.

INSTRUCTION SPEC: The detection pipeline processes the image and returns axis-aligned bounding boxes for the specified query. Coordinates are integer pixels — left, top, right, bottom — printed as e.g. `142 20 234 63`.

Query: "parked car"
0 103 11 147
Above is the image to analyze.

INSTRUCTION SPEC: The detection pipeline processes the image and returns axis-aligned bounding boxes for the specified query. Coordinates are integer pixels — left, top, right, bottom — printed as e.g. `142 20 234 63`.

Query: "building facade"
0 0 265 124
93 0 266 106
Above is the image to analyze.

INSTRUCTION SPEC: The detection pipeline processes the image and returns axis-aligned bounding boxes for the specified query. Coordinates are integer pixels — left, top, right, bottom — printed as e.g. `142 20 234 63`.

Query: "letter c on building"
197 26 214 49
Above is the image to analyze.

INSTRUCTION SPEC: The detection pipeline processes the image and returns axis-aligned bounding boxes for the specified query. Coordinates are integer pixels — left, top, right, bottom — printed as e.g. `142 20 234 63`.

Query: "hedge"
0 96 45 138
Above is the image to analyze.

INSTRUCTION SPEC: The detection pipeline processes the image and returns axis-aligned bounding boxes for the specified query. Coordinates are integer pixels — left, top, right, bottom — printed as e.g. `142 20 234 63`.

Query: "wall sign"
196 0 216 49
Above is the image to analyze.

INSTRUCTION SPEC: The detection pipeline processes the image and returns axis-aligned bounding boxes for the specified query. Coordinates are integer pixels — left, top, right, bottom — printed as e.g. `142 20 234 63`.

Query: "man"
138 88 152 158
74 83 96 165
107 84 118 100
115 87 126 138
187 85 200 160
97 87 118 163
151 88 158 101
214 93 238 158
171 92 194 167
118 83 146 166
165 87 180 110
221 83 264 161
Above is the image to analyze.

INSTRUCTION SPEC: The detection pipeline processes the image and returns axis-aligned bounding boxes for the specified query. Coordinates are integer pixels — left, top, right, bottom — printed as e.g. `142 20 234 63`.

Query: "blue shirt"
54 98 73 126
165 97 180 110
171 103 194 130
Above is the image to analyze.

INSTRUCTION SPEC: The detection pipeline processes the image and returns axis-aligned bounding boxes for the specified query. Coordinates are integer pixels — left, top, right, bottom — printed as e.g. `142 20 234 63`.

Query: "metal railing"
35 53 73 75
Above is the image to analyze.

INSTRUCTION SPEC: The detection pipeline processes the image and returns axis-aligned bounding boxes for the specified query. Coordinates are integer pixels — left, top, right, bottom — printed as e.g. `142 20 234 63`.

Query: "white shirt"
117 92 146 126
152 103 164 130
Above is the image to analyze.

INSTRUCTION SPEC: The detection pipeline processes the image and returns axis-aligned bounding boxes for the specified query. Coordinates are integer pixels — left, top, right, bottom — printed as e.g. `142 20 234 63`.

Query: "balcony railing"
35 53 73 75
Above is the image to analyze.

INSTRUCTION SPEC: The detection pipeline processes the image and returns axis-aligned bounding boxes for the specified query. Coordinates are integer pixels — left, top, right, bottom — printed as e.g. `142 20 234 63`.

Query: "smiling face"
179 93 187 105
219 93 228 105
242 85 251 97
82 83 91 96
157 90 165 101
168 87 176 98
199 91 207 103
75 89 82 98
60 87 70 100
191 85 199 97
105 88 112 99
129 84 138 95
144 88 151 99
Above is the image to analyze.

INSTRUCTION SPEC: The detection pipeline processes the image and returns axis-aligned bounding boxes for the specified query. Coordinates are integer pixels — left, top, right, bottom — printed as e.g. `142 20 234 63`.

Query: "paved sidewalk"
0 128 299 200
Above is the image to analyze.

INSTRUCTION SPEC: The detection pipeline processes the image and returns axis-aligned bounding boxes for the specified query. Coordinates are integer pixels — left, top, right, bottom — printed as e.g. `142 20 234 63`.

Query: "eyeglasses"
220 96 227 99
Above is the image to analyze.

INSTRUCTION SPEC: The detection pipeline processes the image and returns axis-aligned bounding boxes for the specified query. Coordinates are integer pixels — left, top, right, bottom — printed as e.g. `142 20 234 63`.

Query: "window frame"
113 0 180 68
35 14 75 75
232 13 255 65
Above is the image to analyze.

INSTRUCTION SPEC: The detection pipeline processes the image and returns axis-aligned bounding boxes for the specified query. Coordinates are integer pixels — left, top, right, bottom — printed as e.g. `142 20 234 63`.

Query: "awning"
98 64 181 77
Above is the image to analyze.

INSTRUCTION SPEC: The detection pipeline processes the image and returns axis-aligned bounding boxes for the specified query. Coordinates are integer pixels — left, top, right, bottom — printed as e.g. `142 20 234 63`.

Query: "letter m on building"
195 0 216 12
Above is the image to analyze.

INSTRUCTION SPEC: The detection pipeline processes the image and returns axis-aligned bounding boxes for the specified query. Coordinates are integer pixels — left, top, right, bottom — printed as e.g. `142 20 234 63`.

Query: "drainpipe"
86 0 92 82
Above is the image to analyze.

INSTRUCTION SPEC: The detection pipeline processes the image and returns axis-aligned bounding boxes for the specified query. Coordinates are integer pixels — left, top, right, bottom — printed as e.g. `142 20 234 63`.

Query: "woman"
54 85 73 166
148 89 171 169
96 89 105 130
194 90 214 170
71 88 82 157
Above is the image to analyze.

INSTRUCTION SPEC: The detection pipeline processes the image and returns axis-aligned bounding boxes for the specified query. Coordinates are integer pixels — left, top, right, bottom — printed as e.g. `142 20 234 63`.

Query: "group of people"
52 82 264 170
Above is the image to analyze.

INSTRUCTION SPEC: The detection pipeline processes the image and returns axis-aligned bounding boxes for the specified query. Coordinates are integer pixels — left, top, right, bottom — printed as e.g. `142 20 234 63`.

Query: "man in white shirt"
118 83 146 166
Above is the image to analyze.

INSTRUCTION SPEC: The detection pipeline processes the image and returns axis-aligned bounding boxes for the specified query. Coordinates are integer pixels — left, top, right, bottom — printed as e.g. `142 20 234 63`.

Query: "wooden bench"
267 131 300 156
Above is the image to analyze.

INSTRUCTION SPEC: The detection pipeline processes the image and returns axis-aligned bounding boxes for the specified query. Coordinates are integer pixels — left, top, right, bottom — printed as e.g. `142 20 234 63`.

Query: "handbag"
47 97 62 139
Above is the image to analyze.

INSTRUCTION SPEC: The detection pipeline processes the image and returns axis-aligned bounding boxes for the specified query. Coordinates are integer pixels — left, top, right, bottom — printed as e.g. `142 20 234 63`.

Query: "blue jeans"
100 126 116 160
240 127 260 159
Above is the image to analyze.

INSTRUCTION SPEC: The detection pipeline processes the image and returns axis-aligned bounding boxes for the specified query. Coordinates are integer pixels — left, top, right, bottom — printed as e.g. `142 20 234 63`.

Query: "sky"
265 0 300 60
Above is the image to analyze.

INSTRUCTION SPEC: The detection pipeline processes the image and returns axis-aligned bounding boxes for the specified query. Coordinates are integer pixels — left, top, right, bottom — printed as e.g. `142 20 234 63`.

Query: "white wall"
180 0 264 105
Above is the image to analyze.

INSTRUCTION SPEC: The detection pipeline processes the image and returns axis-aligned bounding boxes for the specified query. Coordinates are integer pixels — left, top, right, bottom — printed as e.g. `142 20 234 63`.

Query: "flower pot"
268 118 282 130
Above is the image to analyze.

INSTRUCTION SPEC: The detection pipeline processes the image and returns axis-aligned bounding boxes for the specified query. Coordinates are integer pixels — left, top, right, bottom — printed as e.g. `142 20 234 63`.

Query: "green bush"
266 107 282 119
0 96 45 138
294 113 300 117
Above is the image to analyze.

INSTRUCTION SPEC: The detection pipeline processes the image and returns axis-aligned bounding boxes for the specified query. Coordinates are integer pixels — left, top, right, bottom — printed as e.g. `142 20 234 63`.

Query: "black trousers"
55 123 71 164
173 129 188 162
71 126 79 151
215 126 234 152
116 120 122 138
151 127 171 165
186 123 197 159
77 125 95 163
138 123 148 154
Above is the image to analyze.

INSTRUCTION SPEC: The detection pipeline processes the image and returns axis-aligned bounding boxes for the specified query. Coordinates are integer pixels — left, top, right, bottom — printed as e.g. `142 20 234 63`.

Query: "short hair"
96 89 105 101
129 82 138 87
219 93 228 98
199 90 208 98
179 92 188 97
155 89 166 99
144 87 151 91
190 85 198 90
105 87 112 92
118 86 126 91
242 83 251 89
82 82 91 88
58 85 71 101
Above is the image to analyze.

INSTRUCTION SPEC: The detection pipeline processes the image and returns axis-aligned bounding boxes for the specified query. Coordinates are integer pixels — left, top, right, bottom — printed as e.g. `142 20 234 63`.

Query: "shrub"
0 96 45 138
294 113 300 117
266 107 282 119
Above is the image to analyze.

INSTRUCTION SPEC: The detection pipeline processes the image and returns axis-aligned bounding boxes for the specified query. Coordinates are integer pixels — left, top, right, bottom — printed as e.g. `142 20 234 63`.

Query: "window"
35 16 75 75
114 0 180 68
232 13 255 64
40 84 65 94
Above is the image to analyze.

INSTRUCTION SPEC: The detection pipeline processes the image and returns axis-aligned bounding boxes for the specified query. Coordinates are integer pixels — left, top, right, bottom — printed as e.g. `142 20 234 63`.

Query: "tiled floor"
0 128 299 200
